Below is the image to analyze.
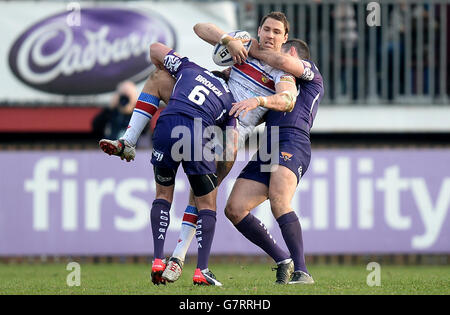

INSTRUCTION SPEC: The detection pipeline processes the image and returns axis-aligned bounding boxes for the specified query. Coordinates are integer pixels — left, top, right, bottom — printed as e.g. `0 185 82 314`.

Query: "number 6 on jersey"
188 85 210 106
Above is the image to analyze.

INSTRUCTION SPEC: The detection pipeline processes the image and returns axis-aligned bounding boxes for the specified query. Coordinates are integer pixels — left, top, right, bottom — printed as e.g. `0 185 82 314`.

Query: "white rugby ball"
212 31 252 66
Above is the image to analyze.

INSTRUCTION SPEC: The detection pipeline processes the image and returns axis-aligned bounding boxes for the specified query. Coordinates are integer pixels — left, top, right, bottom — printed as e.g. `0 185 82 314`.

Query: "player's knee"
147 68 162 84
224 202 241 224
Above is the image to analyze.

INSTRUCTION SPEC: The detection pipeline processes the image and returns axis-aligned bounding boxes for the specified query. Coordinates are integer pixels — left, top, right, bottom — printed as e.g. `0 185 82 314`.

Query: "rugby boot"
151 258 167 285
272 259 294 284
99 138 136 162
162 257 184 282
289 271 315 284
193 268 223 286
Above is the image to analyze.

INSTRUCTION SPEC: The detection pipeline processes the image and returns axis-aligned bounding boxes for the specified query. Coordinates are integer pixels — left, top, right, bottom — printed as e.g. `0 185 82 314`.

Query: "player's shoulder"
298 59 323 83
163 50 195 74
302 60 321 75
246 56 281 76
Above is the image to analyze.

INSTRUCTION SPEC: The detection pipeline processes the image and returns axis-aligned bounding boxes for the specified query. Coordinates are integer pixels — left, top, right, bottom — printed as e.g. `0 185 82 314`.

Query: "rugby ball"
212 31 252 66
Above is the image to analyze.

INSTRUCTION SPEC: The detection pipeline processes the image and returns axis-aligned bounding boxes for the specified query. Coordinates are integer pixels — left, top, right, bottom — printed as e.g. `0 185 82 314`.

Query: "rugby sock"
150 199 171 259
234 213 290 263
121 92 160 146
277 211 308 274
195 210 216 270
172 205 198 261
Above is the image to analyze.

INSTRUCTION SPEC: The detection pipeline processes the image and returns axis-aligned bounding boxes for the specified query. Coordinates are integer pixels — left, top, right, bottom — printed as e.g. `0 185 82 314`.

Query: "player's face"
257 18 288 52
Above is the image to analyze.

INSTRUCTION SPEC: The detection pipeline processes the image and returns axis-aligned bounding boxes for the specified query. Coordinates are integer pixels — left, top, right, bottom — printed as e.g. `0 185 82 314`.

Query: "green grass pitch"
0 262 449 295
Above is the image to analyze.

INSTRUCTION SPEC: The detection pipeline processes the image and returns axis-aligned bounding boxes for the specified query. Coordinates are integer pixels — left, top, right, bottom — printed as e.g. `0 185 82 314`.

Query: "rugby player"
163 12 301 283
101 11 299 285
227 39 324 284
100 42 238 286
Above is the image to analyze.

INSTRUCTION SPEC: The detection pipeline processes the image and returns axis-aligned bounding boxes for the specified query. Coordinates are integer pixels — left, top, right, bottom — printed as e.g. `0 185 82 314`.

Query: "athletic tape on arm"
280 90 297 112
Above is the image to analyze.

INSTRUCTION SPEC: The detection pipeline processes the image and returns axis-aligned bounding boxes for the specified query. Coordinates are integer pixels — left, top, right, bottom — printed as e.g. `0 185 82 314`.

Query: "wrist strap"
256 96 267 107
220 34 235 46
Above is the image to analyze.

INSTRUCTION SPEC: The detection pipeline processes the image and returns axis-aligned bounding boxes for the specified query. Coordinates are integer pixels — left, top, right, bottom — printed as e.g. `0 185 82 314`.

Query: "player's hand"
248 39 260 58
230 98 259 119
227 39 249 65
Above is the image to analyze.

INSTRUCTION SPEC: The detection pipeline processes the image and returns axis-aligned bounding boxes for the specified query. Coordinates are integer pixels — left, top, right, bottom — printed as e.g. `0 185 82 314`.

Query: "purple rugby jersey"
265 60 324 133
160 50 236 129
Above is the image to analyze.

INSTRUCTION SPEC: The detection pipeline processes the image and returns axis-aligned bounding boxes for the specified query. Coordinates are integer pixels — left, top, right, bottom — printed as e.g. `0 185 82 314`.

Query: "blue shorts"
151 114 217 175
238 129 311 187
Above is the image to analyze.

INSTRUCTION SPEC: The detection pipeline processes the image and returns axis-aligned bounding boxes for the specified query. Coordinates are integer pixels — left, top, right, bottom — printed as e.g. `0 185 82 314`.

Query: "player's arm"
193 23 248 64
149 42 175 70
249 40 305 78
229 80 297 118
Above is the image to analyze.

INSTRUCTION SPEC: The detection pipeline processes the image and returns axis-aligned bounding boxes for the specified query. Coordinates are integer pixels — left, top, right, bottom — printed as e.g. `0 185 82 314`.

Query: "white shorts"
236 105 268 149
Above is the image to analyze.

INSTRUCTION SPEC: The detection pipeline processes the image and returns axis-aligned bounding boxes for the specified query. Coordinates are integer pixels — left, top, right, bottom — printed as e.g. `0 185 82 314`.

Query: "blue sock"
196 210 217 270
235 213 290 263
277 211 308 274
150 199 171 259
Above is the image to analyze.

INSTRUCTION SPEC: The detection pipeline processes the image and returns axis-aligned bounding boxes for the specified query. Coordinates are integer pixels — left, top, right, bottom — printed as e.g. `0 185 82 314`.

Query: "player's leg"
149 167 176 285
162 190 197 282
164 124 239 283
164 145 238 282
187 173 223 286
179 127 222 286
151 167 176 260
99 69 175 157
141 68 174 105
176 127 238 257
269 164 313 284
171 191 197 262
148 115 180 285
225 175 292 268
121 69 174 146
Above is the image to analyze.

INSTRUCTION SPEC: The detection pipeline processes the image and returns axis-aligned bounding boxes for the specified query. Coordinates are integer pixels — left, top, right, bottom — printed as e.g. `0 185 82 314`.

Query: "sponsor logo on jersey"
152 149 164 162
280 152 293 161
233 62 276 93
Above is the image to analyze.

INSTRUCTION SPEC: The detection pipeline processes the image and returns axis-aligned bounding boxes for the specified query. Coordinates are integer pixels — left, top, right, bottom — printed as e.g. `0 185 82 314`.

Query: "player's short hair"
282 39 310 60
260 12 289 36
212 70 229 83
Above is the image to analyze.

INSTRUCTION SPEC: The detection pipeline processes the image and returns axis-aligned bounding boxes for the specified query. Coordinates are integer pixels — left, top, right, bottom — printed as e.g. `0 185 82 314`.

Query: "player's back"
266 60 324 134
161 51 235 128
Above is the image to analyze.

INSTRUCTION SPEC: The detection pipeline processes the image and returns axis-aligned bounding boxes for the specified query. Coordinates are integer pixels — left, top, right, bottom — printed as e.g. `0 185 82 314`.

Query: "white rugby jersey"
228 56 294 128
